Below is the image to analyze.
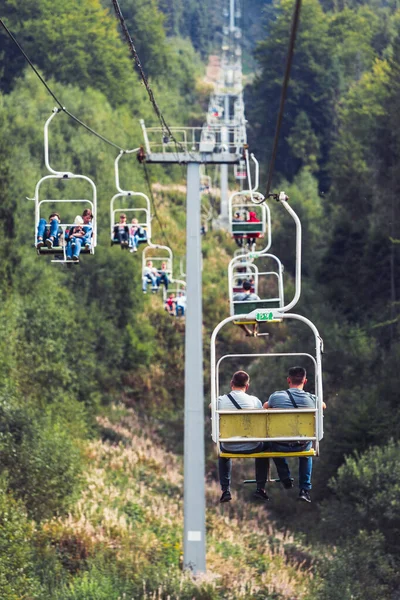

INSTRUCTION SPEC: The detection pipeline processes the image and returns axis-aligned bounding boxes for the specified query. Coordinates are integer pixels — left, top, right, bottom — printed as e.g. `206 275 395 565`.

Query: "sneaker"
36 238 44 249
66 256 72 261
298 489 311 503
133 247 138 252
45 237 53 249
72 255 79 262
143 290 147 294
281 478 294 489
219 490 232 503
253 488 269 502
85 243 90 250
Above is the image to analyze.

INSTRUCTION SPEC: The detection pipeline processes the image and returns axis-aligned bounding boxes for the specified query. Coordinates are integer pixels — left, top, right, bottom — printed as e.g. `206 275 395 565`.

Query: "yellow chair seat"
219 449 316 458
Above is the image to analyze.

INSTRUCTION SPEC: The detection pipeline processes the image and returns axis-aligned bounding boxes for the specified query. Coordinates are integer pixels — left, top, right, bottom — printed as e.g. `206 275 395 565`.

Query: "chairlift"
228 254 285 318
200 175 212 192
142 244 173 294
234 160 247 180
199 128 216 153
163 278 186 303
225 69 234 86
229 192 302 326
210 314 324 461
110 151 151 248
33 109 97 264
229 195 268 244
231 260 258 294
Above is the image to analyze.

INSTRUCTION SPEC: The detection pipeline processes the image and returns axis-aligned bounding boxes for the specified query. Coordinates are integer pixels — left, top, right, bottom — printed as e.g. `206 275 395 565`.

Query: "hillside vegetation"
1 0 400 598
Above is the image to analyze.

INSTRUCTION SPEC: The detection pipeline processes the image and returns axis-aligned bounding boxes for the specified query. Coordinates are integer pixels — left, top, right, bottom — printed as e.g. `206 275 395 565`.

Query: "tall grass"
39 407 314 599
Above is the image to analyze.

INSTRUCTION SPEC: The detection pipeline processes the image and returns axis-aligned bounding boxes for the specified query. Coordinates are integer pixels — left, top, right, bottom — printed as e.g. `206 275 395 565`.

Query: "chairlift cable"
0 18 63 109
111 0 184 153
61 109 125 152
263 0 302 200
0 18 126 152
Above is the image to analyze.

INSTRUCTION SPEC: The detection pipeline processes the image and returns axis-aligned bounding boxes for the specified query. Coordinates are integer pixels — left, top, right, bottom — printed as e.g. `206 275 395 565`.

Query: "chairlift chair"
229 191 303 330
234 161 247 180
110 151 152 247
34 109 97 264
199 128 216 153
162 278 186 303
228 254 284 320
229 194 268 244
142 244 173 293
210 313 324 461
110 193 151 247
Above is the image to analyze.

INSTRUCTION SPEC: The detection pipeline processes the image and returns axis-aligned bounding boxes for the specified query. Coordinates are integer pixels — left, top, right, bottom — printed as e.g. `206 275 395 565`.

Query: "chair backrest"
233 299 281 315
217 409 317 442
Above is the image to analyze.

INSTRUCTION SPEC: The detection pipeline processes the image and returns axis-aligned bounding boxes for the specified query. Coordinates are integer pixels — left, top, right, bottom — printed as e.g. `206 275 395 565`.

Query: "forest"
0 0 400 598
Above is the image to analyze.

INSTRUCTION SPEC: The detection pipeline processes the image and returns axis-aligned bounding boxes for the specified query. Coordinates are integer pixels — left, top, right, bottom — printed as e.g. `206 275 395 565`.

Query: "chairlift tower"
212 0 244 228
140 121 241 574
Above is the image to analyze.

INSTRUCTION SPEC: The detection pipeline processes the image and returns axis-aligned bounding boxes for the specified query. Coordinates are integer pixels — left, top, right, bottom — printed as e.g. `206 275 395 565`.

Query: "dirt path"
204 54 220 84
152 182 222 197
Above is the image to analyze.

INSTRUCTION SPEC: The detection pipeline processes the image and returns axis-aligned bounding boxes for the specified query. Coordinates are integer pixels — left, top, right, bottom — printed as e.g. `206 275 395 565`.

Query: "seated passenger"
157 261 170 290
218 370 269 503
246 211 261 247
113 213 129 248
66 209 93 262
175 291 186 316
142 260 159 293
129 218 147 253
233 280 260 336
263 366 323 504
164 293 176 315
36 212 62 249
232 211 244 248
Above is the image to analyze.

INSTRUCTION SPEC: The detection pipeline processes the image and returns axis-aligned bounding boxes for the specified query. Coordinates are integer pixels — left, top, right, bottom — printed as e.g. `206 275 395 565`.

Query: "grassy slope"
44 406 315 599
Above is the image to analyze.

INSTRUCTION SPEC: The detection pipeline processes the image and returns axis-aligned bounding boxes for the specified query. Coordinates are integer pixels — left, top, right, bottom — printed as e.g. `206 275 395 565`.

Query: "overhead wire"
0 17 126 152
263 0 302 200
111 0 185 154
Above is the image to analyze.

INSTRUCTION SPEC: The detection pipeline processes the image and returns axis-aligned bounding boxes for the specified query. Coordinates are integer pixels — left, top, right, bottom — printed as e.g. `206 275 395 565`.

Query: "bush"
314 530 399 600
320 440 400 553
0 479 41 599
0 398 83 521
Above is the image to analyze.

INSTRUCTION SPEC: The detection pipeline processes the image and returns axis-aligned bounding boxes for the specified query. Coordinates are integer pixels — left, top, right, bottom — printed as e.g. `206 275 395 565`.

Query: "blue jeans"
66 237 86 259
129 233 139 249
157 273 169 290
176 305 185 316
37 218 59 244
219 443 269 490
142 274 158 291
116 230 129 244
270 441 313 490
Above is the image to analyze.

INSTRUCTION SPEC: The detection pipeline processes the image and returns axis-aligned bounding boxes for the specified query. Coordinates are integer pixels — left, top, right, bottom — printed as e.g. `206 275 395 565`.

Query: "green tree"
1 0 137 105
247 0 339 181
0 481 41 599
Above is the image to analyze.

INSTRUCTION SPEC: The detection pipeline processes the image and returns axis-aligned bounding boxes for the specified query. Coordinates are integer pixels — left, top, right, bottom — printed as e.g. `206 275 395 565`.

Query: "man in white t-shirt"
218 370 269 503
175 292 186 316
